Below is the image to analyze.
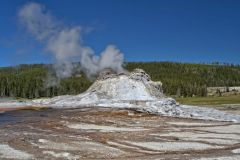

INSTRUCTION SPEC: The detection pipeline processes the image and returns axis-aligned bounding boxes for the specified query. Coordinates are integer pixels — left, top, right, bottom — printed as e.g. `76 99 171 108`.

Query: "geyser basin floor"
0 107 240 159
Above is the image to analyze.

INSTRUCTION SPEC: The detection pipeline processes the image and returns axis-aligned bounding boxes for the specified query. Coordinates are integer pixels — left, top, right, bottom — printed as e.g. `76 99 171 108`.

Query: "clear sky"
0 0 240 67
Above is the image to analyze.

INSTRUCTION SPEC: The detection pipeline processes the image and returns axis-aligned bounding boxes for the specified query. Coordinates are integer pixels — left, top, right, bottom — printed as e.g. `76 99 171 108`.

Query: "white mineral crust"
1 68 240 122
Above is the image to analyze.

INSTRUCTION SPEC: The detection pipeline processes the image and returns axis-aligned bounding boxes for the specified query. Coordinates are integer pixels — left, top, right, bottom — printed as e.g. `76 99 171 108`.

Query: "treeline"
0 64 92 99
126 62 240 97
0 62 240 98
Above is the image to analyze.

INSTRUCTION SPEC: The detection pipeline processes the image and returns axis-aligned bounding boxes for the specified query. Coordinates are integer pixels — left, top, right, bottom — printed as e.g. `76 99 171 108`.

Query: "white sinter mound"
31 68 240 122
1 68 239 122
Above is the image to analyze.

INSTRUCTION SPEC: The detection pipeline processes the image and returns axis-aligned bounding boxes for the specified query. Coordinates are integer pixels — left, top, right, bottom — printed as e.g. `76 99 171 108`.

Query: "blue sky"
0 0 240 67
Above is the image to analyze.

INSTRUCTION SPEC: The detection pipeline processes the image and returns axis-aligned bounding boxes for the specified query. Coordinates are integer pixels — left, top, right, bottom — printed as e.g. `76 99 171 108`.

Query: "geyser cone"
29 69 240 122
87 68 164 101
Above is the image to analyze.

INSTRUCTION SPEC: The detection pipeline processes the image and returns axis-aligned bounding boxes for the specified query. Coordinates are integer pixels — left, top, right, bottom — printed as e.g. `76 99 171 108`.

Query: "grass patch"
176 95 240 106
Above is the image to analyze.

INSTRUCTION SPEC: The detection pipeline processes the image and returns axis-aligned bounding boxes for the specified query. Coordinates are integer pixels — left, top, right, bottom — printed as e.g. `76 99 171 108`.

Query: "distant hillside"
0 62 240 98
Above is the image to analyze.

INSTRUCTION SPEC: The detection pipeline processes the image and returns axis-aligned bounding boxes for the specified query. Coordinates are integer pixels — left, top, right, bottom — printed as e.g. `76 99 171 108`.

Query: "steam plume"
18 2 125 78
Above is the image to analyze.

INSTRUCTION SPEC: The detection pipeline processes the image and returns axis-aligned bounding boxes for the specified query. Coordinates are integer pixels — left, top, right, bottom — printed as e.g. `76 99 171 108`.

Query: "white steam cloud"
18 2 125 78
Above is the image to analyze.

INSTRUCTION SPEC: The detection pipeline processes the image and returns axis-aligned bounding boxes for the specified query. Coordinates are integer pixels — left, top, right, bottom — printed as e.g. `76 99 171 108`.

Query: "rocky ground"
0 107 240 160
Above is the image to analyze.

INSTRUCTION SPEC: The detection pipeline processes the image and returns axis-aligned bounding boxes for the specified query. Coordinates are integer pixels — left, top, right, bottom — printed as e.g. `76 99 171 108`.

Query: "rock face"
30 69 240 122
